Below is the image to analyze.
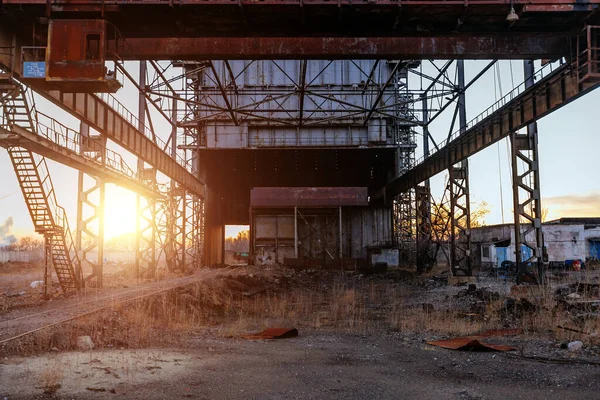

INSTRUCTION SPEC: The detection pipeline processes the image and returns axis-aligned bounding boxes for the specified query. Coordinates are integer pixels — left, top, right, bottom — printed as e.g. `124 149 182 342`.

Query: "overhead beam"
387 64 600 195
30 87 206 197
0 126 161 198
114 35 570 60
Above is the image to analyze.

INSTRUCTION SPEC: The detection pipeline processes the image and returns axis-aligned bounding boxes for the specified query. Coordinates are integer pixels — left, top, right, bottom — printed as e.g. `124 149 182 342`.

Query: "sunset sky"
0 60 598 244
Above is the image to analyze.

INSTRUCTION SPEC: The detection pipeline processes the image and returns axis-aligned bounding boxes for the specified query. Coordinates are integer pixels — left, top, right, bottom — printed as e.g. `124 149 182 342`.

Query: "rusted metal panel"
251 187 368 208
47 20 106 81
116 35 569 60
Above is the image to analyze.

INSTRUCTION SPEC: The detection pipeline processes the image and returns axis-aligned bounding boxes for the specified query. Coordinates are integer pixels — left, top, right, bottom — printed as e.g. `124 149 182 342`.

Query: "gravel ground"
1 330 600 399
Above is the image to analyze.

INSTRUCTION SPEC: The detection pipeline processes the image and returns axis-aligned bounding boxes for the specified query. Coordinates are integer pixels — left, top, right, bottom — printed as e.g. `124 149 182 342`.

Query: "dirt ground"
1 331 600 399
2 263 600 399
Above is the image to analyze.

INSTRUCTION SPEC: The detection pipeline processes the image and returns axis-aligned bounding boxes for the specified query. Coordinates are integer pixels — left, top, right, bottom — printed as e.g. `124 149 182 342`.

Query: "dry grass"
4 268 600 356
39 361 64 394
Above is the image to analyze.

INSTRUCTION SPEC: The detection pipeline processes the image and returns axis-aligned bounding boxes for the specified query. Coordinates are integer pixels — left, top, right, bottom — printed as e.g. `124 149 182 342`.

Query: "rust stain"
427 329 523 352
242 327 299 340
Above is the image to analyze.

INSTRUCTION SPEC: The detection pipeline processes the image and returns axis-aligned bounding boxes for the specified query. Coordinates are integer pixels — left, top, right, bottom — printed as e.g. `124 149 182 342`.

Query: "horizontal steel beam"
4 0 600 5
0 126 162 199
115 35 570 60
387 66 600 195
30 87 205 198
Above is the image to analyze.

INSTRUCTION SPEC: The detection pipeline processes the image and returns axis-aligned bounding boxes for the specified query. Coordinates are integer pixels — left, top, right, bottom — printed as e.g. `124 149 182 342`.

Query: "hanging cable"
494 62 506 223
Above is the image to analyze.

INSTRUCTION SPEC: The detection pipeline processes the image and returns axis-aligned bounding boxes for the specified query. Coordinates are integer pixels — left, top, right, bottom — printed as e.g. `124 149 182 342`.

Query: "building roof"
545 217 600 225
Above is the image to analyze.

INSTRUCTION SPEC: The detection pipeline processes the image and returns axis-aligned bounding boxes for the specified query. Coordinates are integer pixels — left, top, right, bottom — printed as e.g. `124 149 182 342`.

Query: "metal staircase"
0 74 82 293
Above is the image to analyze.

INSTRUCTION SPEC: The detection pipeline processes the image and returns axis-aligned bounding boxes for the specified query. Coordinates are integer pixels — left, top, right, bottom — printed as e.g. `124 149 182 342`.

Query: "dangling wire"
494 62 506 223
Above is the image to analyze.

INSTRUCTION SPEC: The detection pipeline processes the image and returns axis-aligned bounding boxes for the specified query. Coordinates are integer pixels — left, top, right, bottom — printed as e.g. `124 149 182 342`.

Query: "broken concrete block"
567 341 583 352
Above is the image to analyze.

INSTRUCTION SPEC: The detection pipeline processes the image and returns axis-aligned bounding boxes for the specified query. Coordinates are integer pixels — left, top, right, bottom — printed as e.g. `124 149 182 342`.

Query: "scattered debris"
41 384 61 395
76 335 95 351
502 297 538 317
30 280 43 289
556 325 591 335
427 329 522 352
567 341 584 352
242 327 299 340
86 387 106 392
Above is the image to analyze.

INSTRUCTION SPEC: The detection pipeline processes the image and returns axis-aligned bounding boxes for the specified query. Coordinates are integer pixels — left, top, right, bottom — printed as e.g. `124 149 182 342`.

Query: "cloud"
544 192 600 219
5 235 17 244
0 216 14 240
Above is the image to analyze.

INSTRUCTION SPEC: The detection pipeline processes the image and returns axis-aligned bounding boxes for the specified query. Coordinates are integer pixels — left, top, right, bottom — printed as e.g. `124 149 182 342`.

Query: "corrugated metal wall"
343 207 394 259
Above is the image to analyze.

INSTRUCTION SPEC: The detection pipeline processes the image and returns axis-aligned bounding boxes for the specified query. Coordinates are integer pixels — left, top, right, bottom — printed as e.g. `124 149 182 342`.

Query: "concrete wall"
0 250 43 263
472 223 600 267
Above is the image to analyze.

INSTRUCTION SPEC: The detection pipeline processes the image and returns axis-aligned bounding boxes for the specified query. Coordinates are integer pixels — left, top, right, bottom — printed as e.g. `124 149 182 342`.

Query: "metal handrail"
35 111 141 183
96 91 193 170
405 59 568 173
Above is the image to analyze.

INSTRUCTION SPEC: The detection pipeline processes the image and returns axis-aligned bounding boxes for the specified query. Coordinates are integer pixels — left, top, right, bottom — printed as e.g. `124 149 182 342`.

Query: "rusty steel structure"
0 1 599 288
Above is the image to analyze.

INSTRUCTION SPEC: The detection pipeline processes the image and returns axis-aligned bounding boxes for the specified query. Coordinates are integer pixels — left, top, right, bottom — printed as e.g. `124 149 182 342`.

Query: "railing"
576 26 600 83
405 58 569 174
35 155 61 230
96 91 193 171
56 205 83 283
35 111 139 182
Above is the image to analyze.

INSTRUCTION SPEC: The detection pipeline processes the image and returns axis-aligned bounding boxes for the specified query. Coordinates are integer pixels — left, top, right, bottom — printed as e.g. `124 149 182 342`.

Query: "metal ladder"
0 74 82 293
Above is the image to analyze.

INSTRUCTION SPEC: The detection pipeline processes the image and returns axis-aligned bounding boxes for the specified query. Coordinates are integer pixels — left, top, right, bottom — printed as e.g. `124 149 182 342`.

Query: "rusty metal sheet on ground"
242 328 298 340
427 329 522 352
427 338 516 352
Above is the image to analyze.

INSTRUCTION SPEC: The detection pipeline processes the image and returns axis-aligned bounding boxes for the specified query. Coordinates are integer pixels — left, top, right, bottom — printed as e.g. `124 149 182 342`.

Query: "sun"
103 185 138 239
225 225 249 239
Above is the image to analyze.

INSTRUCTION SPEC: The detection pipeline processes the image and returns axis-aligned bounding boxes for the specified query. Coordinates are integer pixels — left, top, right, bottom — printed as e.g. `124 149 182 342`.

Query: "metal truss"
136 193 158 278
166 187 186 272
393 64 417 265
447 60 472 276
185 194 204 268
157 60 404 127
415 185 434 273
75 123 106 287
76 172 105 287
510 61 546 283
448 164 472 276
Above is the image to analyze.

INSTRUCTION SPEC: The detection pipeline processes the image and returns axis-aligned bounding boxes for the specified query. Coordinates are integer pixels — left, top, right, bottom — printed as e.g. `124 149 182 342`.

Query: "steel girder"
388 58 600 196
510 60 546 283
448 60 472 276
115 36 571 60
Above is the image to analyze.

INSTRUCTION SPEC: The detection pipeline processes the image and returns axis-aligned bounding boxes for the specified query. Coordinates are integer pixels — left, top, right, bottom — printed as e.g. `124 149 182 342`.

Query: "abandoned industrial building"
1 0 600 398
472 218 600 269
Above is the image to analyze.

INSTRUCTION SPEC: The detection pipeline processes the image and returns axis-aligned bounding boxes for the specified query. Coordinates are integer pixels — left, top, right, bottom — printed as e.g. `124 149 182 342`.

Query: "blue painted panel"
521 245 533 261
496 247 508 269
22 62 46 78
590 240 600 260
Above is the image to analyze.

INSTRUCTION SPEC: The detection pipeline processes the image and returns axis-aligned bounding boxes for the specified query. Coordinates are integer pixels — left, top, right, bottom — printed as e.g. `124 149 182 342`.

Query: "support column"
393 62 417 267
510 60 546 284
416 96 433 273
75 122 105 286
43 234 52 297
448 60 472 276
294 206 298 258
338 206 343 259
416 185 433 273
136 60 157 278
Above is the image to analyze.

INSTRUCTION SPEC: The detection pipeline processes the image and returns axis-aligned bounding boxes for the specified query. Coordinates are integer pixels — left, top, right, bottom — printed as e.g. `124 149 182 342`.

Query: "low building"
249 187 396 268
471 218 600 269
